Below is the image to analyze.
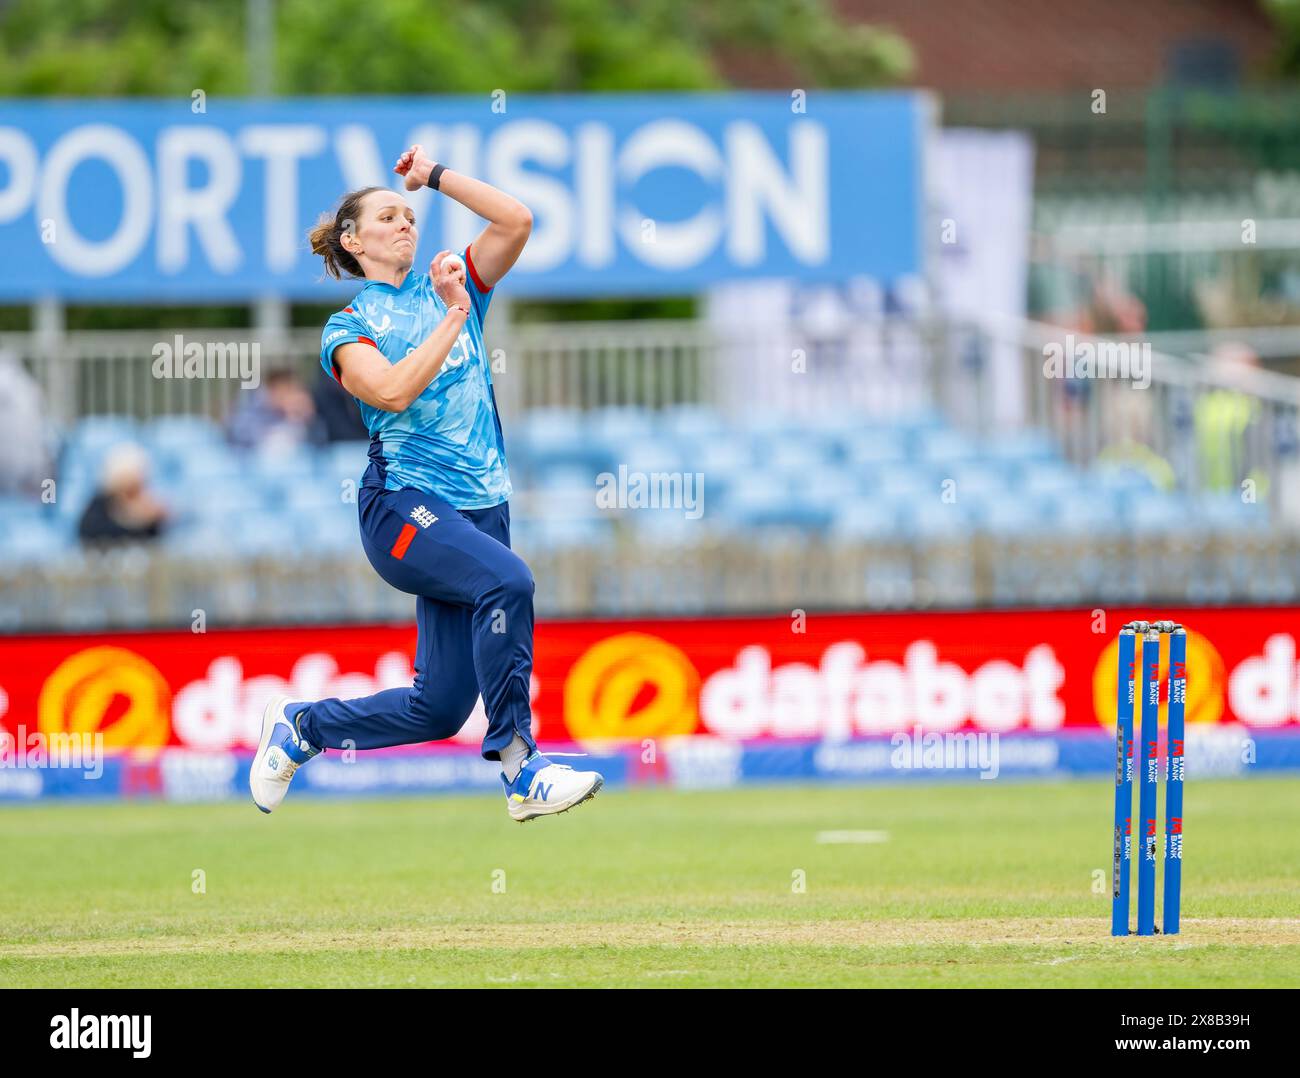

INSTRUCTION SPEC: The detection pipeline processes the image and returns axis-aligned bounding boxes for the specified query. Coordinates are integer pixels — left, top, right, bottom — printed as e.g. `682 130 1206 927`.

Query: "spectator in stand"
227 367 327 451
78 444 169 546
1196 342 1266 495
1050 269 1151 465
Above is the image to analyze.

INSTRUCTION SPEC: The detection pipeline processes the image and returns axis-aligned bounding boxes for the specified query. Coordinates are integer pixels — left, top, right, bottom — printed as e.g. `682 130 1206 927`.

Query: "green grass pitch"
2 778 1298 987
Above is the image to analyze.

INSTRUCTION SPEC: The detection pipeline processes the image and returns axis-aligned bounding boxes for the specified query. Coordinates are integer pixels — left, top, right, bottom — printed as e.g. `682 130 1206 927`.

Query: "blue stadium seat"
842 428 907 468
0 499 61 545
1196 492 1268 532
908 500 972 539
540 485 604 522
689 438 751 478
630 510 707 547
538 464 602 492
58 422 144 494
915 428 976 464
891 409 947 437
798 468 862 507
982 429 1062 465
51 481 95 522
161 519 229 557
892 412 951 457
146 415 225 452
518 407 583 448
977 498 1054 537
658 405 725 442
1126 492 1191 534
876 469 937 502
526 515 615 552
186 477 273 519
324 440 372 485
831 501 898 541
0 520 73 566
0 493 50 521
719 480 834 532
284 481 349 515
316 506 360 552
1094 464 1159 499
1021 463 1083 501
1055 492 1125 535
66 416 140 458
587 406 657 446
250 445 316 481
228 509 300 556
618 437 685 474
765 438 835 478
516 408 613 478
176 452 245 484
54 451 100 490
946 464 1013 504
735 410 807 441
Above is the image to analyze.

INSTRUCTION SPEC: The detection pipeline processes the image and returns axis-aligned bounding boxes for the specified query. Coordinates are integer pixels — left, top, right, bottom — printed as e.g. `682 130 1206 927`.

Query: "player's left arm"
395 145 531 289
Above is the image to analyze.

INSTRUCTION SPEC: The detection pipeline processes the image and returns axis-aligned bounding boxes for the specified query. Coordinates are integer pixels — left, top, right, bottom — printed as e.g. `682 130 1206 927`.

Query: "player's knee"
407 686 477 741
494 557 535 605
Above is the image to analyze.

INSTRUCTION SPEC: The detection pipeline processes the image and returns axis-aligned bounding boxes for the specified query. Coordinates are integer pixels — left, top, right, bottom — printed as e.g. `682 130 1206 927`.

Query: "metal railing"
989 319 1300 525
1 328 322 428
4 314 972 428
3 530 1298 632
7 314 1300 516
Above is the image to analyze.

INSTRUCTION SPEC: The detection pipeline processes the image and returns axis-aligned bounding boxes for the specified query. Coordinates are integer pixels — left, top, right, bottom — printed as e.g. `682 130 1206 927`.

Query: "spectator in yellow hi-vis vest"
1195 344 1267 498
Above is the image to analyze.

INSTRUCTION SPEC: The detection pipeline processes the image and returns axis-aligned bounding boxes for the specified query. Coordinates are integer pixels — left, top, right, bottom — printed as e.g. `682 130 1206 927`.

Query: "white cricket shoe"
501 751 603 822
249 696 321 813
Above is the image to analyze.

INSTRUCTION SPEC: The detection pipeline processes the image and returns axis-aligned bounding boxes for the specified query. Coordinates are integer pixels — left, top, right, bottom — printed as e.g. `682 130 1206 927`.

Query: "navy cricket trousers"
295 485 538 762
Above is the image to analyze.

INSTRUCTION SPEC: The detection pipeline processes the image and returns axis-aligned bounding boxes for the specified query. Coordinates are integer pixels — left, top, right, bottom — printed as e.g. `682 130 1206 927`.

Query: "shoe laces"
513 751 587 789
274 737 306 777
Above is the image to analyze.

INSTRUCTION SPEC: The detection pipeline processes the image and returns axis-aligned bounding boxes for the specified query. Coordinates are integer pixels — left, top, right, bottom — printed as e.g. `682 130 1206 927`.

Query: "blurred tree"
0 0 913 95
1265 0 1300 76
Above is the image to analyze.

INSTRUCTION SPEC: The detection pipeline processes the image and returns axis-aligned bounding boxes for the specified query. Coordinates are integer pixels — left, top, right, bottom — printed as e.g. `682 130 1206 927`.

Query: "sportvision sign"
0 92 926 300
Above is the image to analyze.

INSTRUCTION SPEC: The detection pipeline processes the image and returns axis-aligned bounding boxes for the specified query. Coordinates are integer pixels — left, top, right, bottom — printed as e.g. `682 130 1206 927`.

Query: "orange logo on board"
1092 632 1224 729
38 647 171 750
564 632 700 740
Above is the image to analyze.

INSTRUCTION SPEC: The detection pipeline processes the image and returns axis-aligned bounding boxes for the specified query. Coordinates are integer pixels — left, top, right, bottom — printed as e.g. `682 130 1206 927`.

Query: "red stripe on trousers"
390 523 417 560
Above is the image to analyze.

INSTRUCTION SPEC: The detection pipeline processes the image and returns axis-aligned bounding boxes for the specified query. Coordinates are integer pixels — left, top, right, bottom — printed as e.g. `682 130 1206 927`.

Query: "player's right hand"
430 249 471 310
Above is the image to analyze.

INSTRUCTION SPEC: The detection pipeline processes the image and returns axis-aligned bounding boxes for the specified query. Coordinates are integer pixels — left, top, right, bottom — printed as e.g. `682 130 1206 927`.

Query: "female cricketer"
249 145 603 822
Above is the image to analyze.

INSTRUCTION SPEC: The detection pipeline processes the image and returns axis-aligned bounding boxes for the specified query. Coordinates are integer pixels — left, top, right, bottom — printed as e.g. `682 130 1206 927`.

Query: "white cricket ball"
441 254 464 275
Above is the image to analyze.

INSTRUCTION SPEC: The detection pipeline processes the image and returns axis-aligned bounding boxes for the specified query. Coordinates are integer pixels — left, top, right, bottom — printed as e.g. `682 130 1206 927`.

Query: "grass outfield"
1 778 1298 988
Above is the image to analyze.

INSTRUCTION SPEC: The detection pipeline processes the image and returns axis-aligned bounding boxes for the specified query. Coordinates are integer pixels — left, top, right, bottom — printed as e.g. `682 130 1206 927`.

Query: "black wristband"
426 163 447 191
